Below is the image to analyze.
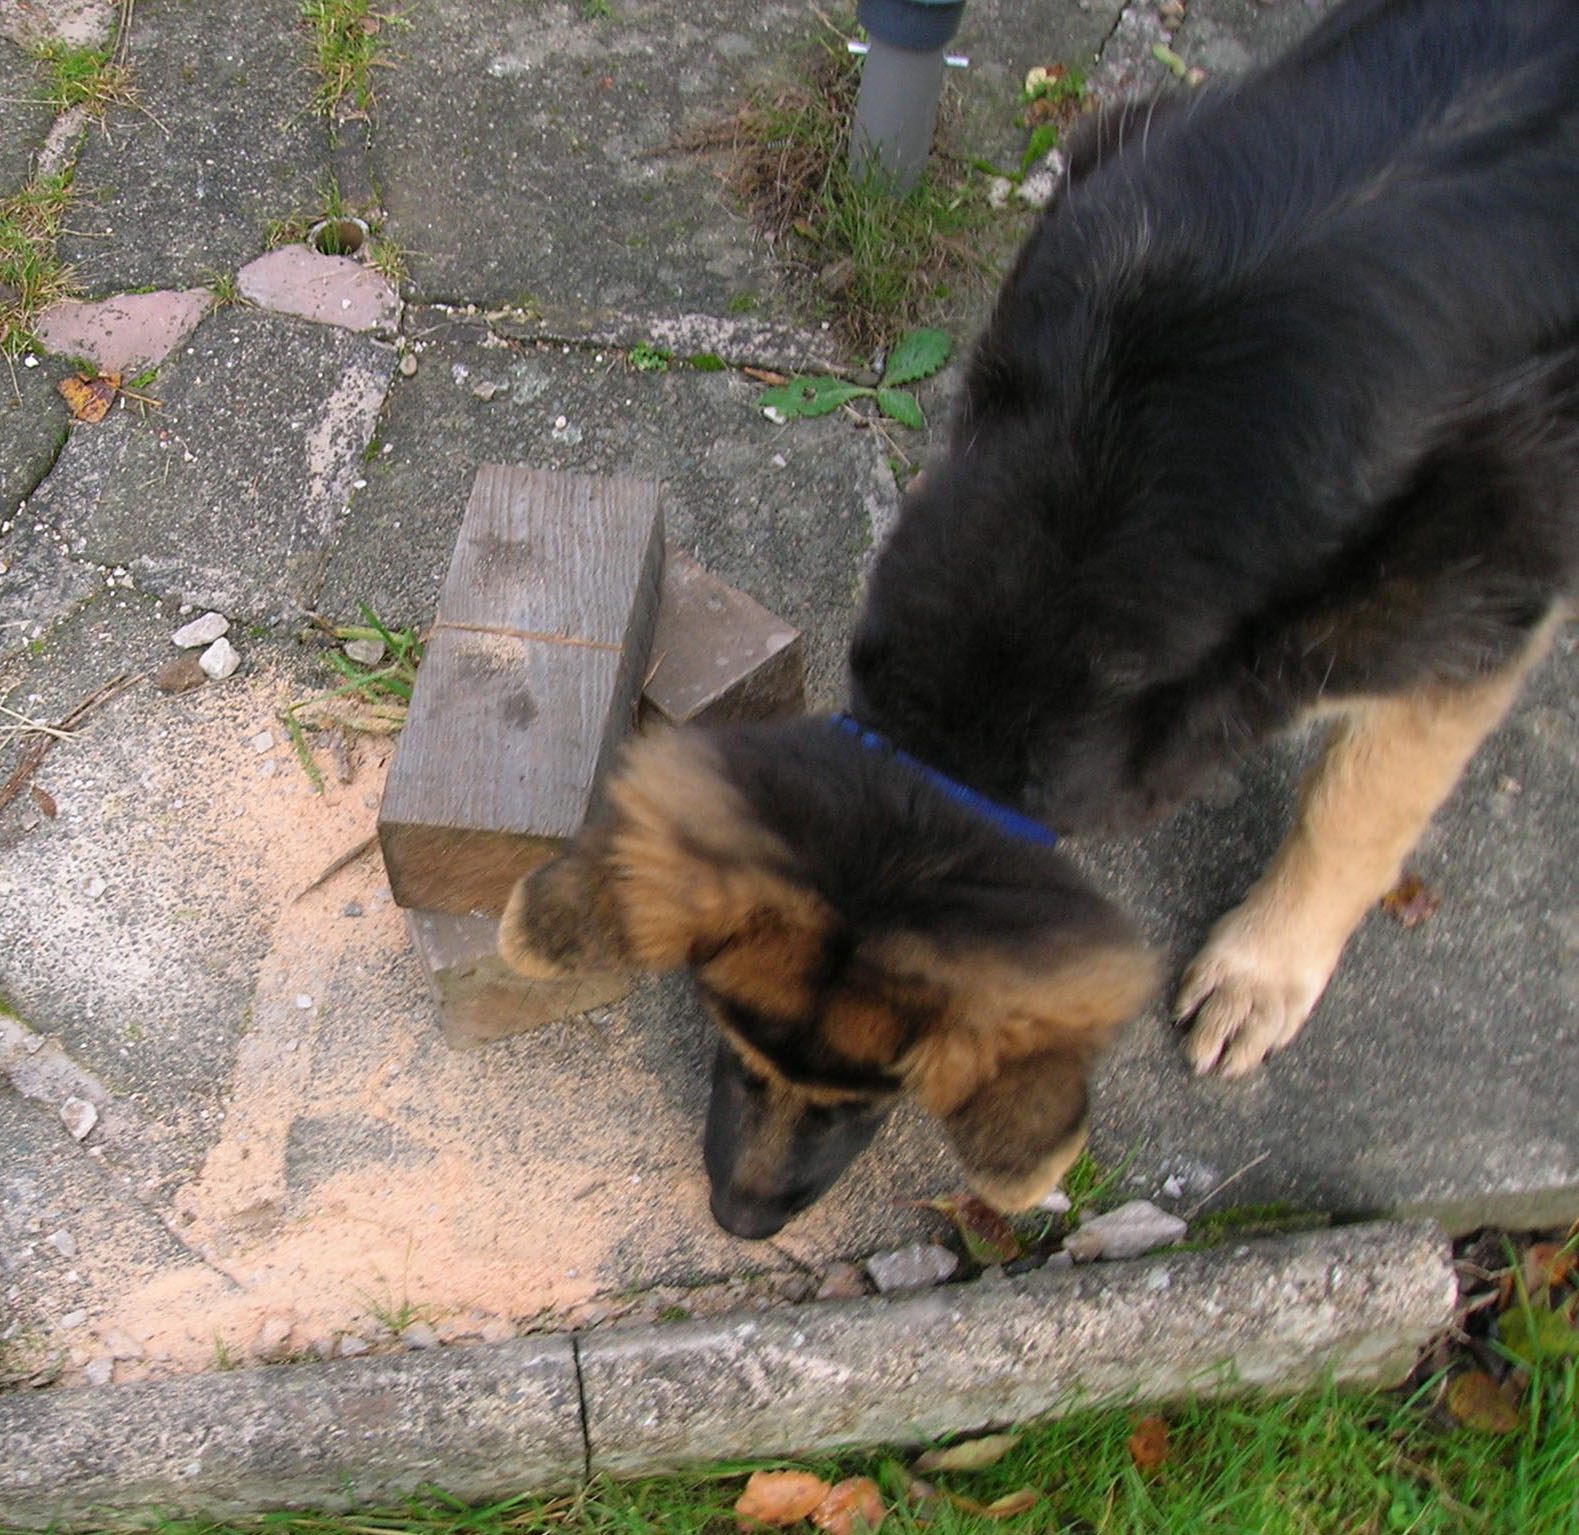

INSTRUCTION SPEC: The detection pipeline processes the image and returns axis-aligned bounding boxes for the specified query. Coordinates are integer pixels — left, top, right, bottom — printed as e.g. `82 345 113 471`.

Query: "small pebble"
60 1096 98 1141
864 1243 959 1293
344 638 385 667
103 1328 144 1360
337 1334 372 1357
249 730 274 754
1063 1199 1188 1263
400 1321 441 1350
478 1317 515 1344
170 611 228 648
254 1316 294 1362
85 876 107 898
1036 1188 1072 1215
815 1262 867 1301
155 652 208 694
295 994 314 1009
82 1357 115 1386
48 1230 77 1259
60 1309 87 1329
398 352 418 377
199 636 240 680
342 901 364 918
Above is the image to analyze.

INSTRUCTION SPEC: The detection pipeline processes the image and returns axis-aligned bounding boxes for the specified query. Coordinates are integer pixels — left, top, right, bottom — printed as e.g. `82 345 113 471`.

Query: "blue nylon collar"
830 713 1057 847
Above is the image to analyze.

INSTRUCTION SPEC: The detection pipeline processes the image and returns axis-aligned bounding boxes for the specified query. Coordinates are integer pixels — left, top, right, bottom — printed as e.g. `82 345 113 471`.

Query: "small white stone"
85 876 107 898
60 1096 98 1141
82 1357 115 1386
1036 1188 1072 1215
249 730 274 754
344 638 385 666
171 611 229 648
103 1328 144 1360
295 994 314 1010
1161 1175 1185 1200
198 636 240 679
400 1321 441 1349
254 1315 295 1362
865 1243 959 1293
60 1309 88 1329
48 1230 77 1259
1063 1200 1188 1263
337 1334 371 1357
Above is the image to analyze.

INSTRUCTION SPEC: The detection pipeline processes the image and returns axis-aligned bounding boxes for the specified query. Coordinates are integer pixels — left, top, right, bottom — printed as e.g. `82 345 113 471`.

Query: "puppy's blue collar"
830 713 1058 847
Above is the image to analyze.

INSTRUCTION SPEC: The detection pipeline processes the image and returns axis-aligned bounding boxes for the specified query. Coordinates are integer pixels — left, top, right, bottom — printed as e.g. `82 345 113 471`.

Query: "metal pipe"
848 0 966 195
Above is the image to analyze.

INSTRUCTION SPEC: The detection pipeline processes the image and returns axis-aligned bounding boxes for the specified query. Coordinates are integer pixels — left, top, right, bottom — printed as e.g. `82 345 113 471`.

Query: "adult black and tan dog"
503 0 1579 1238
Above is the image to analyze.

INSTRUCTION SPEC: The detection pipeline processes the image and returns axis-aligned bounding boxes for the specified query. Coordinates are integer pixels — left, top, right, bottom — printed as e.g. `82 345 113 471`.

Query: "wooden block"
640 548 804 727
379 466 664 916
405 909 632 1049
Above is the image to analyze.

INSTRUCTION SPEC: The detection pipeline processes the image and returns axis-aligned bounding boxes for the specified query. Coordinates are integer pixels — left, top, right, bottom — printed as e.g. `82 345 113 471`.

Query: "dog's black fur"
504 0 1579 1237
852 0 1579 833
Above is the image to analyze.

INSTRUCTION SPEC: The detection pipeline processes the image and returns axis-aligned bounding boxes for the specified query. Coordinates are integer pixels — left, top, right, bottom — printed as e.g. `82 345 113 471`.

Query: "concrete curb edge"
0 1219 1457 1529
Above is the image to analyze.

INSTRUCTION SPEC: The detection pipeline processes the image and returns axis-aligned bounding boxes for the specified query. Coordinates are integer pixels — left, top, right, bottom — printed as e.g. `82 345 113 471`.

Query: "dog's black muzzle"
702 1041 895 1239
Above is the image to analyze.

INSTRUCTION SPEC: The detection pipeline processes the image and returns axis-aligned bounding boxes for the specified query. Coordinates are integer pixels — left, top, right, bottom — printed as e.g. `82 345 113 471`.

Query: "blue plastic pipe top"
857 0 965 52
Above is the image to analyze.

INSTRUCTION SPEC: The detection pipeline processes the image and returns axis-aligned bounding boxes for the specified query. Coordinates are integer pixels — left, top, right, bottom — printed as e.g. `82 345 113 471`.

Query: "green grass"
301 0 410 118
31 41 134 117
0 169 76 355
687 23 1011 355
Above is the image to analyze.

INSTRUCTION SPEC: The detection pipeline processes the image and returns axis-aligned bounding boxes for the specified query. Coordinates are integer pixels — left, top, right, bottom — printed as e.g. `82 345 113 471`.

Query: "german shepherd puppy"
503 0 1579 1238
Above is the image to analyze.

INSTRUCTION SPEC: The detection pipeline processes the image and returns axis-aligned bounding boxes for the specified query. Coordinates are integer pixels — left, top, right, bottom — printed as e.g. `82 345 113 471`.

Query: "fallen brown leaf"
1380 873 1440 927
29 783 57 818
981 1490 1041 1517
1127 1414 1170 1471
939 1487 1042 1519
743 367 788 386
1524 1242 1574 1295
57 372 120 423
735 1470 831 1528
1446 1370 1520 1434
914 1432 1021 1474
918 1194 1023 1266
811 1477 885 1535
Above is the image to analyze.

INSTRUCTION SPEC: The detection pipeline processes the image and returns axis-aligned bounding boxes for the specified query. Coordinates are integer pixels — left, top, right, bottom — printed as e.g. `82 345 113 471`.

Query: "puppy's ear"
901 938 1158 1211
499 730 807 980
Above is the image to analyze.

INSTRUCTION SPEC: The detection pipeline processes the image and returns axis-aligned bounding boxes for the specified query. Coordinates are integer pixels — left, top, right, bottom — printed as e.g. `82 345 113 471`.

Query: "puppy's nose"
708 1186 790 1240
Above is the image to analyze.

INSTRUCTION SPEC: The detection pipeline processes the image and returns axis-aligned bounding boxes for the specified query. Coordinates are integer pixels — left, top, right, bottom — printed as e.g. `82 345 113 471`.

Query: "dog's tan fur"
501 729 1157 1212
1179 611 1563 1075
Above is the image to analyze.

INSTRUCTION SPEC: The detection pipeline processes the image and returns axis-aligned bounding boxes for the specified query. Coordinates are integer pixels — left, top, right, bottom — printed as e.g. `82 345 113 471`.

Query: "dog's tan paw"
1174 917 1339 1078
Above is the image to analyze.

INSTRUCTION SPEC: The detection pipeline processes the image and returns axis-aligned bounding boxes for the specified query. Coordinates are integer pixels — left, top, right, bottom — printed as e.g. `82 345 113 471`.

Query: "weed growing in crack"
301 0 411 119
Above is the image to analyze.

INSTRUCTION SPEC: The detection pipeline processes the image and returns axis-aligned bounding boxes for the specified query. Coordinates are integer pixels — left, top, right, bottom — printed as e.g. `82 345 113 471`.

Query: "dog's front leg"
1177 619 1558 1077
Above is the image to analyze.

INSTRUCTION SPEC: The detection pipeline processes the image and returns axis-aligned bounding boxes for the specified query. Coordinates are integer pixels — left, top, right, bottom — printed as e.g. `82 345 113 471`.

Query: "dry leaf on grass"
914 1432 1021 1474
1523 1241 1575 1295
1127 1414 1170 1470
57 372 120 423
811 1477 885 1535
918 1194 1023 1266
939 1488 1042 1518
735 1470 832 1529
1380 873 1440 927
1446 1370 1520 1434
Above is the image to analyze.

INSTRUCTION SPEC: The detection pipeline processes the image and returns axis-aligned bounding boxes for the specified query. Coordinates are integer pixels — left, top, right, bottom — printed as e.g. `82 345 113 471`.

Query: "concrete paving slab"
0 0 115 52
34 288 215 376
1080 636 1579 1235
238 245 402 337
55 0 330 293
24 303 394 616
0 1332 585 1526
314 310 900 700
0 40 53 197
